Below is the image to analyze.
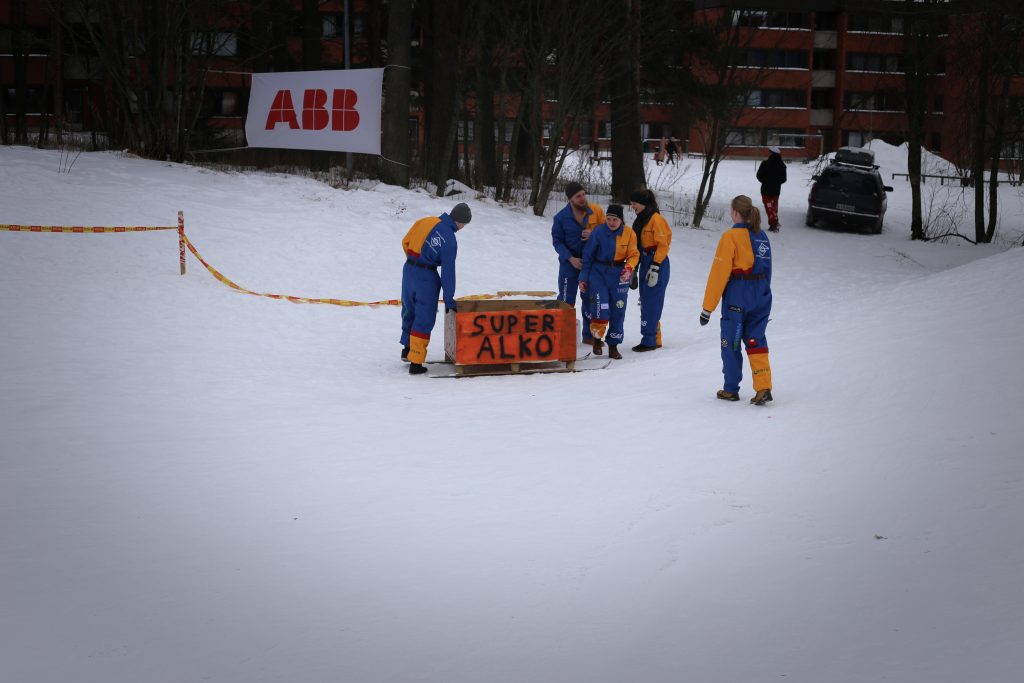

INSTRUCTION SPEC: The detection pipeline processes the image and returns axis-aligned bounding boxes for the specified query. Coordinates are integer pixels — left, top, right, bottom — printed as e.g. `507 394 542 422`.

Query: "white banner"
245 68 383 154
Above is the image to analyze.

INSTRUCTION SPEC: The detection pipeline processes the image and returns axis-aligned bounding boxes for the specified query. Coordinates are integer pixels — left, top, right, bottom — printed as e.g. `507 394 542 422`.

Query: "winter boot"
750 389 773 405
401 346 410 362
592 339 604 355
409 362 427 375
608 344 622 360
716 390 740 402
631 343 657 352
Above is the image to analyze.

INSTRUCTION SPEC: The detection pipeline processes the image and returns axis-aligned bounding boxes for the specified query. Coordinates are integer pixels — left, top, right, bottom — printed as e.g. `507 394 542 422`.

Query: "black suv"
806 147 893 234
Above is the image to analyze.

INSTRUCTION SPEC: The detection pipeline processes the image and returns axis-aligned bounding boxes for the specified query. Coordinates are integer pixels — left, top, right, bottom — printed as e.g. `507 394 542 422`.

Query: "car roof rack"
833 146 876 169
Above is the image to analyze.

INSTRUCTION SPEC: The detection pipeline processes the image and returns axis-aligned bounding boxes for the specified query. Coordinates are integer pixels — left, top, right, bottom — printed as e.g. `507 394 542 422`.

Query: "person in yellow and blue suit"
700 195 773 405
552 181 605 348
579 204 639 360
628 189 672 352
400 202 471 375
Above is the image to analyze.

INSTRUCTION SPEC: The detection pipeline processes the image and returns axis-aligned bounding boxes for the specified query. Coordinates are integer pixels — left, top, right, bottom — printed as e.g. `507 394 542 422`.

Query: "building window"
2 86 49 114
323 15 340 38
457 120 475 142
597 121 612 140
192 32 237 56
733 10 809 30
814 12 838 31
844 91 904 112
933 95 944 113
747 88 807 108
494 122 515 143
847 14 904 34
204 89 246 117
847 53 904 73
813 50 836 70
725 128 761 146
734 49 809 69
811 89 833 109
845 130 875 147
766 128 807 148
579 120 593 144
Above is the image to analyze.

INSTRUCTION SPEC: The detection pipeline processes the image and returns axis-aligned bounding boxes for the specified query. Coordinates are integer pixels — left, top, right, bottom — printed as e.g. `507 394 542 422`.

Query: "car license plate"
836 203 855 211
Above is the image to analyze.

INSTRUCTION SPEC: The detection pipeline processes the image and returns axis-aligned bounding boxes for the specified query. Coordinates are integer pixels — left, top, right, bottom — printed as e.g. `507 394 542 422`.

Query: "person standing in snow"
579 204 639 359
756 145 787 232
552 181 606 348
699 195 773 405
400 202 472 375
665 136 678 164
628 189 672 352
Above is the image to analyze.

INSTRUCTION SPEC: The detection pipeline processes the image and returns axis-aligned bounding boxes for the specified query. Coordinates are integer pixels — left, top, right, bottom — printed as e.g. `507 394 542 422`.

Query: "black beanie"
630 190 648 205
606 204 624 221
450 202 471 224
565 181 585 199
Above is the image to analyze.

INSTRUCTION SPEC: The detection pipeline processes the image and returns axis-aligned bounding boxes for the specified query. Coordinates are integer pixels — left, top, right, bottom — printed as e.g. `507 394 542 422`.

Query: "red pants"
761 194 780 228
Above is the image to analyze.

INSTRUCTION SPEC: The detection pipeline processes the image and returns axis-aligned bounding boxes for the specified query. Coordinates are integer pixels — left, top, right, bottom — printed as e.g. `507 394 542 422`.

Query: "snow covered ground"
2 144 1023 683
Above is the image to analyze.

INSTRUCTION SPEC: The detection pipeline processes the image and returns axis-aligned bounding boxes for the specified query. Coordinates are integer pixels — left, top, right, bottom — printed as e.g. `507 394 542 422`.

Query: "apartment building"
678 4 949 159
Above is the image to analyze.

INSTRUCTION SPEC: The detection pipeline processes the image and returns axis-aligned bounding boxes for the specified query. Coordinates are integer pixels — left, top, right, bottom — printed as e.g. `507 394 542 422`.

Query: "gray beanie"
450 202 472 224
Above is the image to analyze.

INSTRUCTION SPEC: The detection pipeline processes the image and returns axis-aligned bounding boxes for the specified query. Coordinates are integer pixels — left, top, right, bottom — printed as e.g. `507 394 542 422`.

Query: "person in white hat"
756 146 787 232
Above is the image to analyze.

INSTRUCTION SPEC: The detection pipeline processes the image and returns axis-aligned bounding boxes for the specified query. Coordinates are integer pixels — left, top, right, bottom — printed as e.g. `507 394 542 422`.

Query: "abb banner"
245 68 383 154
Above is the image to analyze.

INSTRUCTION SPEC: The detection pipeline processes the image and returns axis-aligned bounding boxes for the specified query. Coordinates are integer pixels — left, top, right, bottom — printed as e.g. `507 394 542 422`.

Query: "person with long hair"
699 195 774 405
628 189 672 352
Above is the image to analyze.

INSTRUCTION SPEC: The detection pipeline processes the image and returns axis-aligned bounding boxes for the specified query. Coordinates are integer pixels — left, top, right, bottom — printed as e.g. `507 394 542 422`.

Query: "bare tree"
50 0 234 161
689 8 775 228
899 0 948 241
518 0 617 216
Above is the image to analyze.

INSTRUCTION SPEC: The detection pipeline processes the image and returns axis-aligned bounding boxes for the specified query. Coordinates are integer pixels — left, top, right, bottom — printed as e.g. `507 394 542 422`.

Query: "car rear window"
821 169 877 193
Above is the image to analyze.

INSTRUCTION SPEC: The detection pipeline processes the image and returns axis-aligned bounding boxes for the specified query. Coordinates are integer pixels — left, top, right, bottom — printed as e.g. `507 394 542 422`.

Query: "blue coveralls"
552 203 599 342
400 213 458 363
580 224 630 345
638 251 670 347
720 227 772 393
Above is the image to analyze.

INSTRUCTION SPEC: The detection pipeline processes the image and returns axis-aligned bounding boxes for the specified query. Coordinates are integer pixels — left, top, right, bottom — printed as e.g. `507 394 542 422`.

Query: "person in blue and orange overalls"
552 181 605 349
629 189 672 352
579 204 639 359
700 195 774 405
400 202 471 376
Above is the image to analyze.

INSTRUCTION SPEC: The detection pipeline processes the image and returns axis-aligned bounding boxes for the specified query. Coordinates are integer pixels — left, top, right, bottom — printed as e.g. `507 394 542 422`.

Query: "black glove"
699 310 711 326
629 270 639 290
446 303 458 314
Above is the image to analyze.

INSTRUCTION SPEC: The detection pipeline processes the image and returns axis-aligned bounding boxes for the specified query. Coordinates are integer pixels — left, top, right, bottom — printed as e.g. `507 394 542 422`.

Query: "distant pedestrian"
628 189 672 352
656 136 667 166
756 145 787 232
400 202 472 375
699 195 773 405
665 137 678 164
552 181 606 348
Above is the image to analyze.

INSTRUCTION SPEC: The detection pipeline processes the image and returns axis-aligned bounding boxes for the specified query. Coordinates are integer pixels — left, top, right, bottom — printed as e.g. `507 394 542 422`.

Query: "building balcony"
812 70 836 88
814 31 838 49
810 109 834 127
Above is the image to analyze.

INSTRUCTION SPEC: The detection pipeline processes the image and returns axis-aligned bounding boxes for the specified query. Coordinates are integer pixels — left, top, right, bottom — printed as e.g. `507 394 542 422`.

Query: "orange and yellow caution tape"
3 218 556 307
181 233 554 307
1 224 177 233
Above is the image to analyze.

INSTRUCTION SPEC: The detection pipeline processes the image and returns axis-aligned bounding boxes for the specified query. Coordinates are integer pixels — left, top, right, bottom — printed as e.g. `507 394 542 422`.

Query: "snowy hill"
2 146 1022 683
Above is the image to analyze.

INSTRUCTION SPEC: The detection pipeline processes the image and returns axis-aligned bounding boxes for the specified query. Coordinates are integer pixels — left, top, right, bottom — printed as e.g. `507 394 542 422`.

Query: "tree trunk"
12 0 29 144
380 0 412 187
424 0 462 193
985 72 1011 243
972 19 991 244
474 31 497 190
609 0 645 201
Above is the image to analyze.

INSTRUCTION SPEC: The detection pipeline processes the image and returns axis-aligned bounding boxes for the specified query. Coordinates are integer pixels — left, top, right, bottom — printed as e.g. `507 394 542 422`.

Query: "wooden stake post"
444 299 577 376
